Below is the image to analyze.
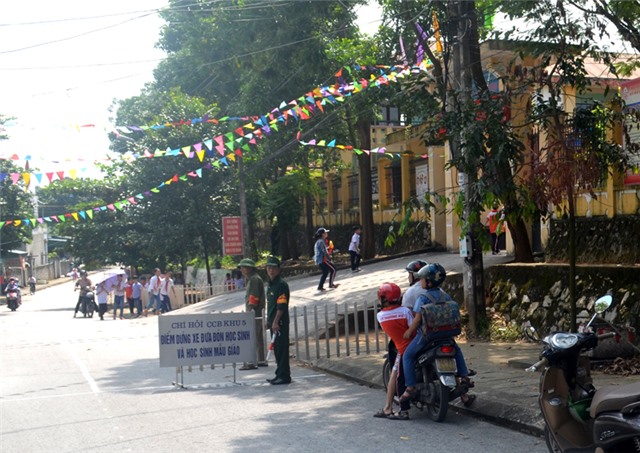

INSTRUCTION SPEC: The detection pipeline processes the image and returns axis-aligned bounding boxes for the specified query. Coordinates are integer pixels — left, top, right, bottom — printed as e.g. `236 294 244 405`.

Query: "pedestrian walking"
73 271 93 317
95 282 109 321
28 275 36 294
265 256 291 385
160 271 176 313
349 225 362 272
486 203 505 254
224 273 235 291
313 227 338 291
233 270 245 290
113 274 126 320
125 278 134 316
238 258 267 370
144 268 162 316
131 276 143 317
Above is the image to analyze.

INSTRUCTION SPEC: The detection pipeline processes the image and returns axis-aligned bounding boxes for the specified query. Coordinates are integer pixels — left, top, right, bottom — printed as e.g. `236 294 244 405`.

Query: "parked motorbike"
6 290 20 311
527 295 640 452
382 338 472 422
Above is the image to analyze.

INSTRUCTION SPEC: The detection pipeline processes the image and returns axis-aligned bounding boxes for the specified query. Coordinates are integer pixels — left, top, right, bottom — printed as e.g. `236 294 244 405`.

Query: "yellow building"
310 41 640 253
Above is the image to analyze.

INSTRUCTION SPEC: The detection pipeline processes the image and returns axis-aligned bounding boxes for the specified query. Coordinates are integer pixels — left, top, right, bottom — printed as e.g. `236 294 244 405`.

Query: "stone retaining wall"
482 263 640 335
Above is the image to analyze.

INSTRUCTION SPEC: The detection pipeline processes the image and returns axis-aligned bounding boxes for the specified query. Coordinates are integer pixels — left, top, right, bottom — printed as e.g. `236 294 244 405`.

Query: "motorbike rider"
4 277 22 306
375 282 415 420
401 259 428 309
383 260 427 416
400 262 475 406
74 271 94 318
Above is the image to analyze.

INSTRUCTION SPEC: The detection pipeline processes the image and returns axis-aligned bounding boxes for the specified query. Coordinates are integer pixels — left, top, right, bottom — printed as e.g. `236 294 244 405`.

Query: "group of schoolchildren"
74 268 176 320
374 260 475 420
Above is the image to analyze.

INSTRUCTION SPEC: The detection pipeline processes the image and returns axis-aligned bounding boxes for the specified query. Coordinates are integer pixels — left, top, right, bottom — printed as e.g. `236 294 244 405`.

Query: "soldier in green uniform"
238 258 267 370
265 256 291 385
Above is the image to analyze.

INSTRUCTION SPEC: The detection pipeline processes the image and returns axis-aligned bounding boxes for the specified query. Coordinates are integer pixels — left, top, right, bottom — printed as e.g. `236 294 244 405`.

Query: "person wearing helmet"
73 271 93 317
5 277 22 306
399 263 475 406
401 259 428 309
374 282 414 420
238 258 267 370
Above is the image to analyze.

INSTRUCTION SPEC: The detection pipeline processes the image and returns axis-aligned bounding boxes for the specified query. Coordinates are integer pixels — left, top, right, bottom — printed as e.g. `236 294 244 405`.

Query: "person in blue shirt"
400 262 475 406
131 276 143 318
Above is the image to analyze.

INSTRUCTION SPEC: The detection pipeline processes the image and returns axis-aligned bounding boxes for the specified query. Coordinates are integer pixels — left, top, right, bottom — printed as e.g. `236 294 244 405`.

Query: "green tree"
112 87 236 281
151 0 366 258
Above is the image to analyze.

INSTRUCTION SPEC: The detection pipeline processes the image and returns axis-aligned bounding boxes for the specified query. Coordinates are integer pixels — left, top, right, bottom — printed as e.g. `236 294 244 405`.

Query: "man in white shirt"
144 268 162 316
113 274 127 320
160 271 177 313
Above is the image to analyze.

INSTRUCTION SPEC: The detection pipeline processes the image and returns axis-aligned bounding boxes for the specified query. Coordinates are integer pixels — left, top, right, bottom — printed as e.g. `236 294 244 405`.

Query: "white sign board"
415 163 429 201
158 312 256 368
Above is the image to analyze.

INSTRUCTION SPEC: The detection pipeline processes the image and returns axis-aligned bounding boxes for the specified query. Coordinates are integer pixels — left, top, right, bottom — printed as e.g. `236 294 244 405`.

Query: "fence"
290 300 388 362
139 283 237 310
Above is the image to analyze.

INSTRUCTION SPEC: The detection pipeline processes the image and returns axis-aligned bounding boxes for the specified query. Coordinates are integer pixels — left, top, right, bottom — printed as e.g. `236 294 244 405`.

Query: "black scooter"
6 289 21 311
383 338 472 422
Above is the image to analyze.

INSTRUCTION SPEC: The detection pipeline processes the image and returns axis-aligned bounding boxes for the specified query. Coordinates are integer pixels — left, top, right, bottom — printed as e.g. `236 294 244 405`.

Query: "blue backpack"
420 290 462 340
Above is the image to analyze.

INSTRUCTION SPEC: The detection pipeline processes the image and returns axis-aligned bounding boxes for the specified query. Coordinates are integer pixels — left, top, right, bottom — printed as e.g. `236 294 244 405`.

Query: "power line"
0 12 156 55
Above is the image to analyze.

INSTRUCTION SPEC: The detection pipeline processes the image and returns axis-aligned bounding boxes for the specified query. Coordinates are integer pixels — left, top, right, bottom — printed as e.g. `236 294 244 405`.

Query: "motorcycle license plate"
435 358 457 373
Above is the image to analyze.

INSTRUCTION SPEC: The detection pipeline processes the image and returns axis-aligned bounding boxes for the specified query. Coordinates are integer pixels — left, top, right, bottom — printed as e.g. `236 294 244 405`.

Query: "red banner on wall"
222 217 243 256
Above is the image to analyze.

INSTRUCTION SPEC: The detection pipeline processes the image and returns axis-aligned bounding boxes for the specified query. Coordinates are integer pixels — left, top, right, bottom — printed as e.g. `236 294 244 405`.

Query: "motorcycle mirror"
594 295 612 314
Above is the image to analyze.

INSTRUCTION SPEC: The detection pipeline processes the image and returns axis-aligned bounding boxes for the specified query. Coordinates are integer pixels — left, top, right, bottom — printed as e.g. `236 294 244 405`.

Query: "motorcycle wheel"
87 301 95 318
544 427 562 453
382 359 391 391
82 300 88 318
423 366 449 422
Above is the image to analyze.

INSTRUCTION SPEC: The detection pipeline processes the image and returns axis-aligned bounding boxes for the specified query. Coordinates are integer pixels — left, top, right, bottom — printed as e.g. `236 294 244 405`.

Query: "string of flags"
1 60 432 188
1 60 434 226
297 132 427 159
0 164 215 230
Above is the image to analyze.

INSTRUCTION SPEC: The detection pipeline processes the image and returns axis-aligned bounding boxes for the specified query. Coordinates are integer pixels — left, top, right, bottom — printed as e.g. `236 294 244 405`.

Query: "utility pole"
237 156 252 258
451 1 486 336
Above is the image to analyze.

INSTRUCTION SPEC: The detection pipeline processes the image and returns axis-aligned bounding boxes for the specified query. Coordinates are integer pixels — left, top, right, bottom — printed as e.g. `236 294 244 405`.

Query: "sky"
0 1 382 174
0 0 169 169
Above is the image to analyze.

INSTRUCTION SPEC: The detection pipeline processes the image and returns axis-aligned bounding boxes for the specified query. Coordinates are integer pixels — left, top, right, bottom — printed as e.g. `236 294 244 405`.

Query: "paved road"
1 271 547 453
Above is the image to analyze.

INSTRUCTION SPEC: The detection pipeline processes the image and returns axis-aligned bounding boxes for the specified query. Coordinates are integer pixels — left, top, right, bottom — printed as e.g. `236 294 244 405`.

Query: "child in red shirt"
373 282 415 420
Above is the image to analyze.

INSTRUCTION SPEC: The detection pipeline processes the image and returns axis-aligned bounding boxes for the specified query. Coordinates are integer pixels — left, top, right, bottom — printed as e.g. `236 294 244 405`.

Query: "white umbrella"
93 270 127 291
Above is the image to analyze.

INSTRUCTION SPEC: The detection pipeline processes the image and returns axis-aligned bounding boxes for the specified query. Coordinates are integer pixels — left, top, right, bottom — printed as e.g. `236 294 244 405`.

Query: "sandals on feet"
460 376 475 388
462 394 476 407
399 388 417 403
388 411 410 420
373 409 394 418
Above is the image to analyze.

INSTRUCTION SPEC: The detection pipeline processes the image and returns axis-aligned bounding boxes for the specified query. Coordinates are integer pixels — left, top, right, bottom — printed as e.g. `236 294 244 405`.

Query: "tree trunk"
508 218 534 263
305 193 315 256
201 234 212 291
356 122 375 260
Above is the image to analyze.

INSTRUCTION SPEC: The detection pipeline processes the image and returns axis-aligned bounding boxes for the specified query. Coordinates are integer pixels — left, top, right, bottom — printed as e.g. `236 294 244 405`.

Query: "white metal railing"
291 300 387 361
